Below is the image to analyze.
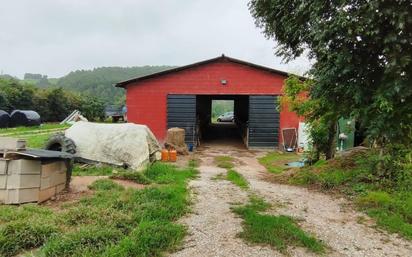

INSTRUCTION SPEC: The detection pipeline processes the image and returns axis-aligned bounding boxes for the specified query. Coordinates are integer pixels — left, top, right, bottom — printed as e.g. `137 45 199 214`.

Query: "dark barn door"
167 94 196 146
248 95 279 148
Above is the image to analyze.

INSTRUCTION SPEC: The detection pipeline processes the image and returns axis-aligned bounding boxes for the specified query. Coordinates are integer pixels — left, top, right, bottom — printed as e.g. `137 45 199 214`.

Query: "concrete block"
56 183 65 194
41 161 66 178
0 159 7 175
40 176 51 190
5 188 39 204
50 171 66 186
0 175 6 189
7 174 41 189
0 137 26 151
8 159 41 175
38 187 56 203
0 189 5 203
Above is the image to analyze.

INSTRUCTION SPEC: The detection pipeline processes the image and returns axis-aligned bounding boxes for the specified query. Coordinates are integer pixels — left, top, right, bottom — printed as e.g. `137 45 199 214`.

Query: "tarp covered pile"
65 122 161 170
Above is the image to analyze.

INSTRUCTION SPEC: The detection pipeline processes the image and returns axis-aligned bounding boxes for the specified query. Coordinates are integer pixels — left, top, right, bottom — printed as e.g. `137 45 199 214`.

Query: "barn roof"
115 55 302 88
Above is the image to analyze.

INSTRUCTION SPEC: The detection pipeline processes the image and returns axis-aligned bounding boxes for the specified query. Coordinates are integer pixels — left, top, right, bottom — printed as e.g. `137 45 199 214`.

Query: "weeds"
214 156 235 169
232 196 324 253
110 172 152 184
285 150 412 240
226 169 249 189
258 152 300 173
0 162 196 257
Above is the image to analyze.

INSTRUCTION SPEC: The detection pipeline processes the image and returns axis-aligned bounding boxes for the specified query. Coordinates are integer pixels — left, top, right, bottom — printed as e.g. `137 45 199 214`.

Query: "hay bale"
0 110 10 128
9 110 41 127
165 127 188 155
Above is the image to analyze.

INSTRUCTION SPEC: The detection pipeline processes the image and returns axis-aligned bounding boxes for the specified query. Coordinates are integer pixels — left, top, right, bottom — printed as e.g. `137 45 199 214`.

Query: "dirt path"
170 144 412 257
170 153 281 257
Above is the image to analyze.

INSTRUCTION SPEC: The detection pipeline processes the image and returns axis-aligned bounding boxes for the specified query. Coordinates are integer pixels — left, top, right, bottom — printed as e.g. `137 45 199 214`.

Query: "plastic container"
169 149 177 162
161 149 169 162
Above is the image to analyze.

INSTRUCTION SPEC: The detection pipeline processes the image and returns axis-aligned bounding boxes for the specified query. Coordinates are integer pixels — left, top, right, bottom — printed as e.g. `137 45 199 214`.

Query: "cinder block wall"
0 159 67 204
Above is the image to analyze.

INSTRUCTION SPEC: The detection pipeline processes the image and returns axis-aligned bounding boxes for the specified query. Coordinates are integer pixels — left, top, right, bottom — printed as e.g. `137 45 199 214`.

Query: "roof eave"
115 55 306 88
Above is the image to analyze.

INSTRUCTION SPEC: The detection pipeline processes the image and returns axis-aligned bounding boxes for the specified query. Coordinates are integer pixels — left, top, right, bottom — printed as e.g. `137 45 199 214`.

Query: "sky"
0 0 311 78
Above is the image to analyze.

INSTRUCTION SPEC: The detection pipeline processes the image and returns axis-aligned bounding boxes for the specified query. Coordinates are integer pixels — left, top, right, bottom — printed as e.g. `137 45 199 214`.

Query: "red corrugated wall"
125 59 302 145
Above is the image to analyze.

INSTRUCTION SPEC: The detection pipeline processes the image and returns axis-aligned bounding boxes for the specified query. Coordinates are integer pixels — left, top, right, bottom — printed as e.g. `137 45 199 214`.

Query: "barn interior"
196 95 249 147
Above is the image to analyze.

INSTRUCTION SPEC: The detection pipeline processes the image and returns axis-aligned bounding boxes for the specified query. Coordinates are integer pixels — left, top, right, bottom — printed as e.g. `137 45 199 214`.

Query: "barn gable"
115 55 296 88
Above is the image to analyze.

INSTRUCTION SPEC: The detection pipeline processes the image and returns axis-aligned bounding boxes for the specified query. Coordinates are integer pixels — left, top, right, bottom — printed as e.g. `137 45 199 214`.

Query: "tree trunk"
325 119 337 160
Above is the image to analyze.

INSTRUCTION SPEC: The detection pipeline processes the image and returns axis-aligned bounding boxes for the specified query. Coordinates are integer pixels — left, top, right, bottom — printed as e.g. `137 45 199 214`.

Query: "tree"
250 0 412 150
281 75 337 160
79 97 105 121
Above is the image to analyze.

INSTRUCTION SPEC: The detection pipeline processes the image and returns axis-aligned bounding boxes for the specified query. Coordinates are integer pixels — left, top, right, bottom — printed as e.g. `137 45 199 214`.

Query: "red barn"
116 55 302 149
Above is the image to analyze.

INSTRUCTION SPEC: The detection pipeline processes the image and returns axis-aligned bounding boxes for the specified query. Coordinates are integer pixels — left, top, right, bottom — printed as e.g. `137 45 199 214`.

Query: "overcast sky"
0 0 311 78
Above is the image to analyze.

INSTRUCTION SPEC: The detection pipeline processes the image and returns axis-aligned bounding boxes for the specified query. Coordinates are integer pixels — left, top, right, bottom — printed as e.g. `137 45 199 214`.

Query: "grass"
111 171 152 185
0 123 69 135
226 169 249 189
214 156 235 169
0 123 70 148
0 162 197 257
72 164 127 176
283 150 412 240
232 196 324 253
258 151 301 173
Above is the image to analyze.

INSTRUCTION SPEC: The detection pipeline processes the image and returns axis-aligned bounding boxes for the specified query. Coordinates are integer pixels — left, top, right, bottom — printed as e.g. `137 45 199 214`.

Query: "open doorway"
211 100 234 123
196 95 248 147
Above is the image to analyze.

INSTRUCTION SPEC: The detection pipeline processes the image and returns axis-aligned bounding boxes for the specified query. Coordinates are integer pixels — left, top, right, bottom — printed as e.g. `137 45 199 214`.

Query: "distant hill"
55 66 175 105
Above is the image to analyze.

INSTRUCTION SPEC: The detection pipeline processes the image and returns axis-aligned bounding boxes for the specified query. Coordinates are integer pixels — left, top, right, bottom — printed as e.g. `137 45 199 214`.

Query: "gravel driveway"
170 144 412 257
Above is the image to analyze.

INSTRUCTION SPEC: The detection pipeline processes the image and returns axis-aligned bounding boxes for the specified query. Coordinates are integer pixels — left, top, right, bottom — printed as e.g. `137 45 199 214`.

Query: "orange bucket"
169 149 177 162
161 149 169 162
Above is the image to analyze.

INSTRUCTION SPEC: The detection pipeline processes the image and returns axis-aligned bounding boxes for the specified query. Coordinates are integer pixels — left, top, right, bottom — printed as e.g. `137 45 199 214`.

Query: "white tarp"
65 122 161 171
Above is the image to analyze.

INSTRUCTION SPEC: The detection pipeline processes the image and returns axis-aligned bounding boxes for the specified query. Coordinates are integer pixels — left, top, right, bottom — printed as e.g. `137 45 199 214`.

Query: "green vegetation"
226 170 249 189
111 171 152 185
0 123 68 135
57 66 175 105
211 100 234 122
213 156 248 189
286 150 412 240
0 123 70 148
232 196 324 253
214 156 235 169
0 162 197 257
72 165 123 176
250 0 412 174
258 152 301 173
0 78 105 122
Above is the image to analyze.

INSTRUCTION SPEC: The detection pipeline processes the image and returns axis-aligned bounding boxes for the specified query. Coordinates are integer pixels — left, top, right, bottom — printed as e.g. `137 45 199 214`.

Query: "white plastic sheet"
65 122 161 171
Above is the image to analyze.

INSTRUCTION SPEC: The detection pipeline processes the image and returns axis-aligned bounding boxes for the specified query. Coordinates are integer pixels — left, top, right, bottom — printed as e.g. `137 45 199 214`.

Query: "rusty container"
161 149 169 162
169 149 177 162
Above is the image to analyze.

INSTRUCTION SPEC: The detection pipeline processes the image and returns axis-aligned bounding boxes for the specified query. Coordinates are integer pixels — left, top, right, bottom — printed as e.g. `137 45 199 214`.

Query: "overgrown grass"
0 162 197 257
214 156 235 169
226 169 249 189
285 150 412 240
111 171 152 185
258 151 301 173
72 164 128 176
23 133 53 148
232 196 324 253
